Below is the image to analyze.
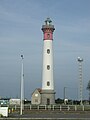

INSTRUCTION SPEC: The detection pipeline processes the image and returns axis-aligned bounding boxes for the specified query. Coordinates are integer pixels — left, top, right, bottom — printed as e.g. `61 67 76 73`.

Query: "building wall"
31 89 41 105
41 90 55 105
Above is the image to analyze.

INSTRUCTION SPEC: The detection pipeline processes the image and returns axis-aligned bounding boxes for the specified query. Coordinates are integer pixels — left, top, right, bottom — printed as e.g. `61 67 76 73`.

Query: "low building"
31 88 41 105
9 99 20 105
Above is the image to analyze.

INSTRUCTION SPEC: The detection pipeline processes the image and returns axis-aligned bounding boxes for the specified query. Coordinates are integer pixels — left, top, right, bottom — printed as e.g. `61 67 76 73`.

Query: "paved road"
8 110 90 119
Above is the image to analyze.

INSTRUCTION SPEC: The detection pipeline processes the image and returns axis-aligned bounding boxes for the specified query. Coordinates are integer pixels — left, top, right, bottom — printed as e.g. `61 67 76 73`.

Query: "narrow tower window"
47 33 50 39
47 49 50 54
47 65 50 70
47 81 50 86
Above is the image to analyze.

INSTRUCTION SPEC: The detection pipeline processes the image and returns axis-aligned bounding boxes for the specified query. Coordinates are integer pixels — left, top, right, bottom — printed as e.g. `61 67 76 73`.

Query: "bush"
0 114 3 117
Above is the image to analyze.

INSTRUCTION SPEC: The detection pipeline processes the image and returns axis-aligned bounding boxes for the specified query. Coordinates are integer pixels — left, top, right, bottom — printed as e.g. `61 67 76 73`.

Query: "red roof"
37 88 42 93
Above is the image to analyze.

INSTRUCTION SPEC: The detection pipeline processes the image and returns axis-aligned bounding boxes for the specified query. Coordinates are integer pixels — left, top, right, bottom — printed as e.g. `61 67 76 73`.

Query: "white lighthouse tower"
41 18 55 105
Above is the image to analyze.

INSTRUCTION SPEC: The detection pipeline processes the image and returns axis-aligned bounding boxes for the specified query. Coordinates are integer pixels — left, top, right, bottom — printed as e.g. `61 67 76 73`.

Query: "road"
8 110 90 119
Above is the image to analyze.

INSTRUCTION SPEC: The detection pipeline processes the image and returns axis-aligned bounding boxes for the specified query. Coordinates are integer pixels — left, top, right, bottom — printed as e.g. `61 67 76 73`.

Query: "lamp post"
20 55 24 115
64 87 67 104
77 57 83 105
64 87 66 100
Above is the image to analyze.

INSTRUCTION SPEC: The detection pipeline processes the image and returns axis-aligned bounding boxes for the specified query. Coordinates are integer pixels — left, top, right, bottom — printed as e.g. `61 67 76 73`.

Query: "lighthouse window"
47 65 50 70
47 49 50 54
47 34 50 39
47 81 50 86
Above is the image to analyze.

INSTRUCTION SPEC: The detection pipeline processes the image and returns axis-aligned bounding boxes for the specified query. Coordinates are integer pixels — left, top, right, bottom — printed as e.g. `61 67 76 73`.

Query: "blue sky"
0 0 90 100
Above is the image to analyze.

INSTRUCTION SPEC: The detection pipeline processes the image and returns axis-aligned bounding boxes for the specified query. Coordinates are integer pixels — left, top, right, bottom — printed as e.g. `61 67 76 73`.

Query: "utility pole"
20 55 24 115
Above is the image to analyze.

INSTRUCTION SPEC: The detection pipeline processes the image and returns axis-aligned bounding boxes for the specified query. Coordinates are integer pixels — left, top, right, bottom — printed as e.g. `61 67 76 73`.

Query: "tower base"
41 90 55 105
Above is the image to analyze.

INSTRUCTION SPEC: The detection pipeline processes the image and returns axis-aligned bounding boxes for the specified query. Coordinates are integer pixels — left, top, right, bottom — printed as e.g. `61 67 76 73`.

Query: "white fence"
8 105 90 111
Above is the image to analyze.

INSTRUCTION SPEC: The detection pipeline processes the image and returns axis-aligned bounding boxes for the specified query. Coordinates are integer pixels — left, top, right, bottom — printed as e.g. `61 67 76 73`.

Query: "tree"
86 80 90 104
55 98 64 104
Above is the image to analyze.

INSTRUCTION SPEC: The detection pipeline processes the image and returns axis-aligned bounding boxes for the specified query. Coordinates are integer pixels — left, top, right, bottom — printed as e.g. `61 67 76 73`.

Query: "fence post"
15 105 17 110
60 105 61 111
45 105 46 110
75 105 77 111
68 105 70 111
82 105 84 111
38 105 39 110
53 105 54 110
30 105 31 110
48 105 51 110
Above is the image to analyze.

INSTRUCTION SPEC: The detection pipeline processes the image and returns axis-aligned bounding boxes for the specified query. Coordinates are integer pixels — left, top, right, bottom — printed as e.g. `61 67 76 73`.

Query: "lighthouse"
41 18 55 105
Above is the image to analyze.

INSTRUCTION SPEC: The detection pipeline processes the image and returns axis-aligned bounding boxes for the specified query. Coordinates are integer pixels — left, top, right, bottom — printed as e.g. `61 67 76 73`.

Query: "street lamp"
64 87 66 100
63 87 69 104
77 57 83 105
20 55 24 115
64 87 67 104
